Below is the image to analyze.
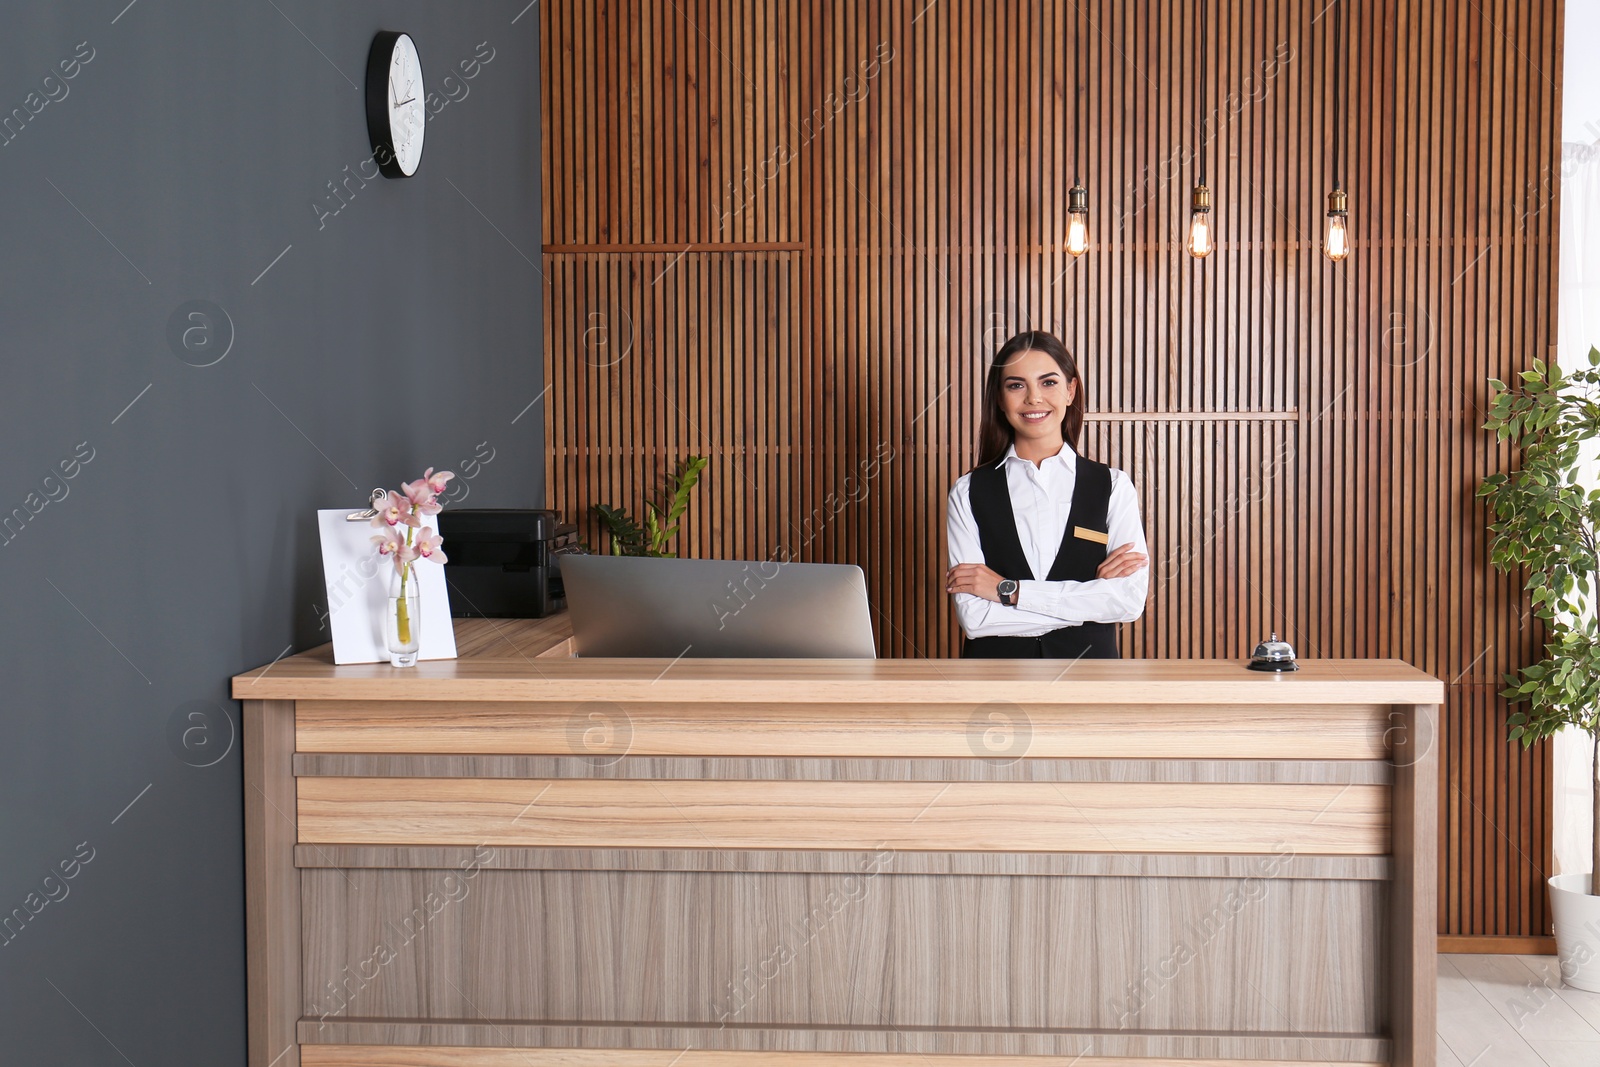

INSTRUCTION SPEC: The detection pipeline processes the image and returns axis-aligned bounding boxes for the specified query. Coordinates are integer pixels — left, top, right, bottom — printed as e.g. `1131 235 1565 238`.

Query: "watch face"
387 34 425 175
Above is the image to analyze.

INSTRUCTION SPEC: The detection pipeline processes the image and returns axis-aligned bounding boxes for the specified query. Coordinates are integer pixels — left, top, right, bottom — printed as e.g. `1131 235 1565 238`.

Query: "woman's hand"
1097 543 1148 579
946 563 1006 603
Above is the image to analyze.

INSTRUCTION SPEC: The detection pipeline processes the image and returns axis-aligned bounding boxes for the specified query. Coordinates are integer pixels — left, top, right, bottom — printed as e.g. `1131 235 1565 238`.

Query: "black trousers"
961 622 1119 659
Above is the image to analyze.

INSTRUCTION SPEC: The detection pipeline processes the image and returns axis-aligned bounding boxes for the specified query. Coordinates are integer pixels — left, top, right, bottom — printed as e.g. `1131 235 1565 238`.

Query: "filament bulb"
1187 184 1213 259
1323 188 1350 262
1066 182 1089 257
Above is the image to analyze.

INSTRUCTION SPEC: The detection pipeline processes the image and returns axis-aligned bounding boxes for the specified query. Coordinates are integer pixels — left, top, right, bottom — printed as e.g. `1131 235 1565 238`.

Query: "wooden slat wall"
539 1 1560 938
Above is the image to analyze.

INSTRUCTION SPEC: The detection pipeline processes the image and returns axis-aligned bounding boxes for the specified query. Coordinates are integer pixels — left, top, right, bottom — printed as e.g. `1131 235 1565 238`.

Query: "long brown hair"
976 331 1085 466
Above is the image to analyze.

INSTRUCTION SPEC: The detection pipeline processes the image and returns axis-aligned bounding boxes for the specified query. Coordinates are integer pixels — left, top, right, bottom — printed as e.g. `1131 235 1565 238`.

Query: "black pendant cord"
1333 0 1344 190
1073 1 1082 187
1197 0 1207 186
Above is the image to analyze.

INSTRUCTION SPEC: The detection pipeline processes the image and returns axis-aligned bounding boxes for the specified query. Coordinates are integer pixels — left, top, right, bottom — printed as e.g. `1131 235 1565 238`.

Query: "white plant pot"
1550 872 1600 992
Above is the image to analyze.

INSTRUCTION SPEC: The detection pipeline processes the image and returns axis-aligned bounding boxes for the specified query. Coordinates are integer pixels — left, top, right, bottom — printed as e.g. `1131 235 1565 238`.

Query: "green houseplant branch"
1479 349 1600 896
593 455 709 557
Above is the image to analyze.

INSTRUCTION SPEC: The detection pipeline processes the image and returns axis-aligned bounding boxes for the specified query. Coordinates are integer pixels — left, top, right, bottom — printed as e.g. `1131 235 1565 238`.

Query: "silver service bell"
1247 632 1299 672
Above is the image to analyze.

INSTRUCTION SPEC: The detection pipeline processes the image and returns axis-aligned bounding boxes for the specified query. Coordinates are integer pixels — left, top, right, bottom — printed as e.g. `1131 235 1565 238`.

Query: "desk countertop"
232 615 1445 705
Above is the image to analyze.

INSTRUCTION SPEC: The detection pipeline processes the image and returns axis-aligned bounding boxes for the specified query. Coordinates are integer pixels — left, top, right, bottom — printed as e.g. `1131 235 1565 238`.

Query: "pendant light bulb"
1187 184 1213 259
1323 187 1349 262
1066 182 1089 257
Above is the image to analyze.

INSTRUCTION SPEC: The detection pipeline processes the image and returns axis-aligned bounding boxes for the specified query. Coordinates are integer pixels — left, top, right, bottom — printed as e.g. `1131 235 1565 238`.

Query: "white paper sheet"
317 509 458 665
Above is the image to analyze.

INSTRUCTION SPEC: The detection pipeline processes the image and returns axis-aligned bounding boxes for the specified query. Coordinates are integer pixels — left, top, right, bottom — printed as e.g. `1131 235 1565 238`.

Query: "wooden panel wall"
539 1 1561 938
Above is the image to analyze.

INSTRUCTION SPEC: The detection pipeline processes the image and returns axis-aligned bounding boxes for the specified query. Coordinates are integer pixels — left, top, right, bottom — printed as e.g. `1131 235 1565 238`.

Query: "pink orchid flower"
401 476 442 516
423 467 455 495
373 468 453 575
412 526 448 565
371 529 418 572
368 490 416 529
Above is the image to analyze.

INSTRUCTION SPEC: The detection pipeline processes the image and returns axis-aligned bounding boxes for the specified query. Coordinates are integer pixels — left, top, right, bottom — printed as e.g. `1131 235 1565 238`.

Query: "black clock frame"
365 30 422 179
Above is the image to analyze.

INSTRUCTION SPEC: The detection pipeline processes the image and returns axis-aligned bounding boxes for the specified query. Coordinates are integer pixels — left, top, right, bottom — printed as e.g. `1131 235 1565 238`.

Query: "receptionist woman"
945 330 1149 658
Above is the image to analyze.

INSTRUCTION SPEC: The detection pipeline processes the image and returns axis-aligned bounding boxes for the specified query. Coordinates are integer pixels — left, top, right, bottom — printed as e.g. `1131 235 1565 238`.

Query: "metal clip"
347 488 389 521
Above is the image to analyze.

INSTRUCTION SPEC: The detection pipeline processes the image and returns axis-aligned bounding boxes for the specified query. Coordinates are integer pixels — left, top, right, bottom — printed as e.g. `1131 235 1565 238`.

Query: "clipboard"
317 490 458 665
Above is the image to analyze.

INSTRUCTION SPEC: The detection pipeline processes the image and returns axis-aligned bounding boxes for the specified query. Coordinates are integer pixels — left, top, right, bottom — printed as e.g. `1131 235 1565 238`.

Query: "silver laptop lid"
560 555 877 658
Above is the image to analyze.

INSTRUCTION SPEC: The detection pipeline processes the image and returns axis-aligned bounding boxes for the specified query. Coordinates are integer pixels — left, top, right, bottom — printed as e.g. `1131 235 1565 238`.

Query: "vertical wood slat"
538 0 1558 940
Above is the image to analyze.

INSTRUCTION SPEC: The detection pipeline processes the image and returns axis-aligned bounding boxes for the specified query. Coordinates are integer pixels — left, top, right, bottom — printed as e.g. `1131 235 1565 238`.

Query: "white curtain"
1554 140 1600 877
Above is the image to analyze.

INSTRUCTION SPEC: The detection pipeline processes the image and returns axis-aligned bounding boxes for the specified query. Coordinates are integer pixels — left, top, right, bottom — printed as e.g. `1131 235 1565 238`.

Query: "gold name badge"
1074 526 1110 545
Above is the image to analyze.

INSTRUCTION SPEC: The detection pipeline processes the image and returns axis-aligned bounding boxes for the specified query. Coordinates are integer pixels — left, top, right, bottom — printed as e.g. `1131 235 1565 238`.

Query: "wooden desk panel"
239 619 1439 1067
297 777 1390 854
294 700 1392 759
298 866 1385 1034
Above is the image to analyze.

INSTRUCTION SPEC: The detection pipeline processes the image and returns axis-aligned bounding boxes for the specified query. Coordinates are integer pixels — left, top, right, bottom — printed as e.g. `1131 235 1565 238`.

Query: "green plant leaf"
663 455 709 528
592 503 648 556
1478 352 1600 762
593 455 709 560
643 505 666 555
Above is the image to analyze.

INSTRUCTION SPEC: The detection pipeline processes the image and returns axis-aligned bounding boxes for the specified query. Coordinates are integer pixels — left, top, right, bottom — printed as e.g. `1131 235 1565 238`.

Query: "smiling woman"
945 331 1149 659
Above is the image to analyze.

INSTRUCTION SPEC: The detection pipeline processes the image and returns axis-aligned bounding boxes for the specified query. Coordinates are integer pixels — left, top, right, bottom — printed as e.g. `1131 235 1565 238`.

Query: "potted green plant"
592 455 708 557
1480 351 1600 991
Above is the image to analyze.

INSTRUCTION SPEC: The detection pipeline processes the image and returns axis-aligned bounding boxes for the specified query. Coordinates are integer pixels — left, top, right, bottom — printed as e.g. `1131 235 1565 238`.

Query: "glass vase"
385 566 421 667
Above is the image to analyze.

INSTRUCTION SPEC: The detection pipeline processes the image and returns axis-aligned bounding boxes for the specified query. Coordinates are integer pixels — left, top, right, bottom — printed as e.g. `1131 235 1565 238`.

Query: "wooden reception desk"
234 616 1443 1067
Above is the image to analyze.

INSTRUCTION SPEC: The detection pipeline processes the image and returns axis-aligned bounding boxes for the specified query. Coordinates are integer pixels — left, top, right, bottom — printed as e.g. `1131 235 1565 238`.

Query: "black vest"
960 451 1121 660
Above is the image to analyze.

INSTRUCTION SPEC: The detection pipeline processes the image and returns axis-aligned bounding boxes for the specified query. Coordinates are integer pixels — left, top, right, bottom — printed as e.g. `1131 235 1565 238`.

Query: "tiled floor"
1439 954 1600 1066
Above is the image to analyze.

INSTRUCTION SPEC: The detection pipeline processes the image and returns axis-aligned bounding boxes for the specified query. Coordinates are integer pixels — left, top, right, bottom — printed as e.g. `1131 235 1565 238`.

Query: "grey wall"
0 2 541 1061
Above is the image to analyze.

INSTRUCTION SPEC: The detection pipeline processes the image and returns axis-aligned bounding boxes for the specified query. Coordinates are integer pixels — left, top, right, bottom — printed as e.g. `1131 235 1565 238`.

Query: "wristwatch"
997 579 1019 607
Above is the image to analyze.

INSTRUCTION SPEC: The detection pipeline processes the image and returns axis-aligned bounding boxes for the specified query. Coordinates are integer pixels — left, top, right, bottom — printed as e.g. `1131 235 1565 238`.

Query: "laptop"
559 555 877 658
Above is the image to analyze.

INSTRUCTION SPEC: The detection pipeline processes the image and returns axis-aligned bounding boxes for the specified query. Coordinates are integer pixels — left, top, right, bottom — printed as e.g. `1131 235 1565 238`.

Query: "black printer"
436 509 581 618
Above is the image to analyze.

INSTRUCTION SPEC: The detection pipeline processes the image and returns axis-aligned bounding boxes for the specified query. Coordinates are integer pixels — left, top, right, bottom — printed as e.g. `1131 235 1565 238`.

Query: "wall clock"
365 31 425 178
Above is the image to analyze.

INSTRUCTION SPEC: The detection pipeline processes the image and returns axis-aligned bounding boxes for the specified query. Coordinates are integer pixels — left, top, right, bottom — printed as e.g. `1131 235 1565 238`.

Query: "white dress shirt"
947 444 1149 638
